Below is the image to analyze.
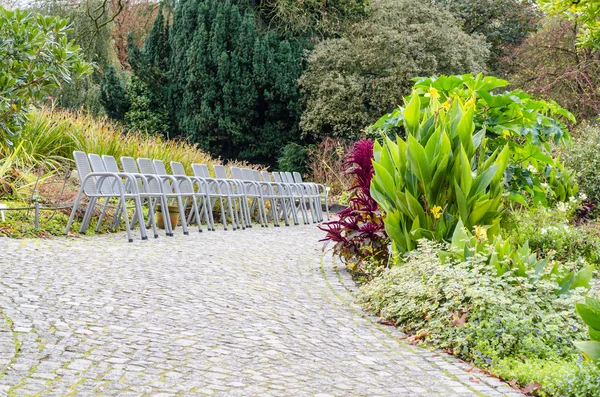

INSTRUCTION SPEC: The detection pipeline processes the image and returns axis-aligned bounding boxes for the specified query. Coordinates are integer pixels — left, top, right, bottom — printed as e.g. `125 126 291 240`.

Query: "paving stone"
0 225 521 396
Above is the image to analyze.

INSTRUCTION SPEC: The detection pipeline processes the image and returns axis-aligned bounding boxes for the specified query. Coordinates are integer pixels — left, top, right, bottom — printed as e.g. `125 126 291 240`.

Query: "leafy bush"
538 0 600 50
0 6 91 142
505 204 600 265
319 139 389 270
374 73 578 207
493 358 600 396
277 143 308 174
299 0 489 140
371 92 509 253
360 240 597 394
561 124 600 207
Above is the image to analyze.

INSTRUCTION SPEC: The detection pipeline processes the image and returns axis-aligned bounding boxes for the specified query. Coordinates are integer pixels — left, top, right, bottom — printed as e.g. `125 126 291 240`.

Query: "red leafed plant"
319 138 389 268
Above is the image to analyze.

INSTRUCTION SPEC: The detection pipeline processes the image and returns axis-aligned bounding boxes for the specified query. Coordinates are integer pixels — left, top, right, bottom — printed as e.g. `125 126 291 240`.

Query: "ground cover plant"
360 240 600 396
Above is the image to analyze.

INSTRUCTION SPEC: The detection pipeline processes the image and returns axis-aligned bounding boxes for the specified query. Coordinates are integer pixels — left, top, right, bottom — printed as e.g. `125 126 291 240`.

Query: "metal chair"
65 151 146 242
170 161 214 231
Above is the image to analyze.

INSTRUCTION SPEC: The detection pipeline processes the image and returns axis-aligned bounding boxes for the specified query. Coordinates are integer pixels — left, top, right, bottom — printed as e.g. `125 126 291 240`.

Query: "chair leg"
225 195 237 230
176 196 189 235
192 197 203 233
65 188 84 235
121 198 133 243
147 197 159 239
79 197 98 234
95 197 111 232
133 196 148 240
159 196 173 237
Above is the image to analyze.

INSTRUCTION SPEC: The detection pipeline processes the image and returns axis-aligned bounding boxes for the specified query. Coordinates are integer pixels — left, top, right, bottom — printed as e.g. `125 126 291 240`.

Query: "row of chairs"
65 151 329 242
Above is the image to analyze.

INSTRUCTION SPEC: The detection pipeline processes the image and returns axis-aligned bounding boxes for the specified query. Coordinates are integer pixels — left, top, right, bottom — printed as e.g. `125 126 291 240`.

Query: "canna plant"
319 139 389 268
372 74 577 206
574 297 600 364
370 92 509 254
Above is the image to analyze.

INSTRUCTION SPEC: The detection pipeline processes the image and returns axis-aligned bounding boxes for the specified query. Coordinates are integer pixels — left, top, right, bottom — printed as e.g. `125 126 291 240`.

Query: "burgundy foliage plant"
318 138 389 267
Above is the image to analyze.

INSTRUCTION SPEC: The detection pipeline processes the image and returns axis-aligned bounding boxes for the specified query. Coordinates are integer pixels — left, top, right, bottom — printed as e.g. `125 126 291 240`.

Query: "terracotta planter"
156 205 179 229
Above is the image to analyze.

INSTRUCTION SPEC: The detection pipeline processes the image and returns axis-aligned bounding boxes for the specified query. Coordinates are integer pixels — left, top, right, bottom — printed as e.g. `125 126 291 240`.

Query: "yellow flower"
466 96 476 108
11 104 17 111
502 129 510 138
473 225 487 242
441 100 451 111
427 86 440 101
430 205 442 219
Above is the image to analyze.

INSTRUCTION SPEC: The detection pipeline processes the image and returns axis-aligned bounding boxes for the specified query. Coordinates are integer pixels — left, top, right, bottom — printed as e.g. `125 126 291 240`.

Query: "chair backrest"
169 161 194 194
261 171 272 182
284 172 295 184
102 155 120 173
73 151 97 196
242 168 254 181
272 172 283 183
120 156 140 174
192 164 208 178
213 165 227 179
88 153 114 195
137 158 164 194
170 161 186 176
106 155 142 193
137 158 156 175
293 172 303 183
251 170 262 182
153 160 168 175
230 167 244 180
153 160 175 193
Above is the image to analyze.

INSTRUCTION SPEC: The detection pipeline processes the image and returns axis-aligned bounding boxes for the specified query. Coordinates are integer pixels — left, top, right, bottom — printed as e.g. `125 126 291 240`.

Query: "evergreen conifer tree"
99 66 130 121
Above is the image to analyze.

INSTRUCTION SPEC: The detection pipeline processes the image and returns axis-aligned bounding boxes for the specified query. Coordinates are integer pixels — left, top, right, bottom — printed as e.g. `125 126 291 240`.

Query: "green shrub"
299 0 489 140
277 143 308 174
506 205 600 265
360 240 596 394
0 6 91 142
561 124 600 206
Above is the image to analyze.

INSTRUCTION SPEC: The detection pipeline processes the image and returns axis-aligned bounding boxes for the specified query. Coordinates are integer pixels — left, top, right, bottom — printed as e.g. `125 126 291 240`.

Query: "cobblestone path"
0 226 522 397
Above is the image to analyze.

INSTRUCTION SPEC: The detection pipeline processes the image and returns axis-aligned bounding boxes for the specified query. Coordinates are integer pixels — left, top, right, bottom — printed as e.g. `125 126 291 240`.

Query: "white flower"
540 228 547 235
527 164 538 174
569 196 577 203
557 202 568 212
579 193 588 201
540 182 549 189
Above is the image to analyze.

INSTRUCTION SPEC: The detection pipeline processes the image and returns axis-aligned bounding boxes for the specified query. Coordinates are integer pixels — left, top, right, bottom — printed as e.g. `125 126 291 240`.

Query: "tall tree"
166 0 303 163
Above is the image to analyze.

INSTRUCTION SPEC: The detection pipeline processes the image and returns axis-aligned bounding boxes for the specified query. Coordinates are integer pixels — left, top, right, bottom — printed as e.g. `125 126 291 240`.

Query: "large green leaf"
576 301 600 331
471 164 499 198
573 341 600 362
407 135 431 188
404 93 421 135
